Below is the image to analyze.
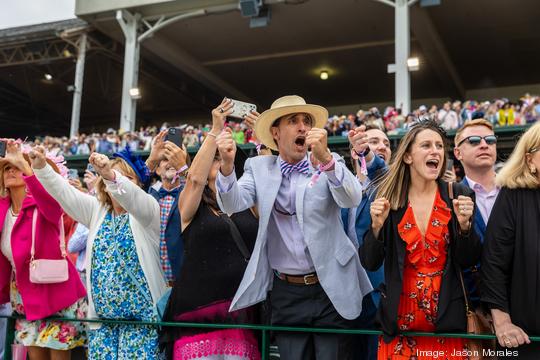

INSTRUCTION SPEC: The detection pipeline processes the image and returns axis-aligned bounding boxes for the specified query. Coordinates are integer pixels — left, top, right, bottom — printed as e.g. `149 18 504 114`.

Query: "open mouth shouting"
294 136 307 151
425 158 440 172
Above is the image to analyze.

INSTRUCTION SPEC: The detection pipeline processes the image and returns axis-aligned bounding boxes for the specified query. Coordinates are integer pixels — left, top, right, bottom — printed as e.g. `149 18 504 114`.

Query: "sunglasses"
457 135 497 147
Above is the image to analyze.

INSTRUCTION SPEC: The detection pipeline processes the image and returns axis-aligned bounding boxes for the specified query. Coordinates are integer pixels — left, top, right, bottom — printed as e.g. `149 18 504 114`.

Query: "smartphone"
67 169 79 180
86 163 96 174
0 140 5 158
229 99 257 120
446 158 454 171
166 127 183 147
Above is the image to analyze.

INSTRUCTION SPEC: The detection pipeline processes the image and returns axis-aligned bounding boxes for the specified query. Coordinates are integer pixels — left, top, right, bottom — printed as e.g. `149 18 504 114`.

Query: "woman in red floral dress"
360 120 482 360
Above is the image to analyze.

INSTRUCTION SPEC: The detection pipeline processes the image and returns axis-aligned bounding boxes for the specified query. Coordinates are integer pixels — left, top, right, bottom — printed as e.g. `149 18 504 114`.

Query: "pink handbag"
29 209 69 284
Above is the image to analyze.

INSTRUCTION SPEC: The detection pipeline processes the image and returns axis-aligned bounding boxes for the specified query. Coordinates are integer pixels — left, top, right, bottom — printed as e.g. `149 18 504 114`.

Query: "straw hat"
254 95 328 151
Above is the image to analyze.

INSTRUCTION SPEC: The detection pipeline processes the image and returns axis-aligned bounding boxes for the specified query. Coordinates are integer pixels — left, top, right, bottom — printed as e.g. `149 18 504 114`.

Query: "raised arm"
102 170 160 231
326 155 363 208
359 197 390 271
307 129 362 208
3 140 63 224
215 157 257 214
29 147 97 228
180 98 233 231
451 193 482 268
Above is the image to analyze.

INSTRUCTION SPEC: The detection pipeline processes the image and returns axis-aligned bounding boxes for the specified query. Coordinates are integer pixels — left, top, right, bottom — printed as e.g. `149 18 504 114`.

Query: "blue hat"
112 146 151 189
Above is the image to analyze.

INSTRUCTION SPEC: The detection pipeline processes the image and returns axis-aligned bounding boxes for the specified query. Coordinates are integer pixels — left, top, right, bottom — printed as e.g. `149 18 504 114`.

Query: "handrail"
3 314 540 359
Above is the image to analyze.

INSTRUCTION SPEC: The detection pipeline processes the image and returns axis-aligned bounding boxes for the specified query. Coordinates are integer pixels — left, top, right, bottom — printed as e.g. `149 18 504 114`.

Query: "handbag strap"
31 209 66 261
448 181 472 314
457 265 472 314
448 181 454 200
219 213 251 262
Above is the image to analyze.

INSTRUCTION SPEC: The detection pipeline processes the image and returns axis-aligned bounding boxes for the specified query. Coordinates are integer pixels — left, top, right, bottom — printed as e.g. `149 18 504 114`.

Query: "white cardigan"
34 164 167 329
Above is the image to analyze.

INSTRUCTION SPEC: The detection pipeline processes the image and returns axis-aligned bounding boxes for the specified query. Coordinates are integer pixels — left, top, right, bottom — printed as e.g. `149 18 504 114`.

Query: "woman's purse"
29 209 69 284
458 271 496 360
448 182 496 359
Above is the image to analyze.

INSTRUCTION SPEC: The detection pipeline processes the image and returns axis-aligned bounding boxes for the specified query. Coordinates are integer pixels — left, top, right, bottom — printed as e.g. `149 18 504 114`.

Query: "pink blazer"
0 174 86 320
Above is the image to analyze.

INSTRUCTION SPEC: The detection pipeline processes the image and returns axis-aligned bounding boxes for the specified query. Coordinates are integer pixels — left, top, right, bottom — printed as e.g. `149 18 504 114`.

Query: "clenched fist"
348 125 369 156
452 195 474 232
216 127 236 176
306 128 331 165
28 145 47 170
370 197 391 238
89 152 115 181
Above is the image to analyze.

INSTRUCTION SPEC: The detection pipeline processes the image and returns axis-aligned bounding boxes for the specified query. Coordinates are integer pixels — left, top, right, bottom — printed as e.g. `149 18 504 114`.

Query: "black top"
359 180 482 342
160 204 258 356
167 204 258 316
480 187 540 334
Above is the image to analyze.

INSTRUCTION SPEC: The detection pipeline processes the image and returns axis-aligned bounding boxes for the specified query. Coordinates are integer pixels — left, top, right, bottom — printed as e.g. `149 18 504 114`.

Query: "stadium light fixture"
407 57 420 71
320 70 329 80
129 87 141 99
44 73 53 81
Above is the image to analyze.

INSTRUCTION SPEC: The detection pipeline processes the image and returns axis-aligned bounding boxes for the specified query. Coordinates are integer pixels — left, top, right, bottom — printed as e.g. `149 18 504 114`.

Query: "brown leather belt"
275 271 319 285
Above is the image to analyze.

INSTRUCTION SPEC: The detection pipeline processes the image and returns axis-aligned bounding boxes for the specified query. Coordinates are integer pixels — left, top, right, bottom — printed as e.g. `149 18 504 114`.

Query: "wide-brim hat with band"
254 95 328 151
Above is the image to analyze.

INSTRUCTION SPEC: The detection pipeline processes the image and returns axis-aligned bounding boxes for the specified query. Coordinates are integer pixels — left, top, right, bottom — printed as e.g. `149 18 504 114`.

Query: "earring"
531 167 537 174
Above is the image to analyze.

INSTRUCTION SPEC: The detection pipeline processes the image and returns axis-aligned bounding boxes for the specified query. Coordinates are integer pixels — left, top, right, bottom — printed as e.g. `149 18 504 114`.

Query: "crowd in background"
326 93 540 136
23 93 540 157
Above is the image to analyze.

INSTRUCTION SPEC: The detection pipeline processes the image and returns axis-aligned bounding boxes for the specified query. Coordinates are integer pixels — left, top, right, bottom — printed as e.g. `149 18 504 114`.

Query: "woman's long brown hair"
373 120 447 210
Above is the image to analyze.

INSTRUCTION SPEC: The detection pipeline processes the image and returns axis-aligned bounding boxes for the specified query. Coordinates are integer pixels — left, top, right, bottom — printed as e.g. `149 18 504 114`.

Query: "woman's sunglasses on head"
457 135 498 147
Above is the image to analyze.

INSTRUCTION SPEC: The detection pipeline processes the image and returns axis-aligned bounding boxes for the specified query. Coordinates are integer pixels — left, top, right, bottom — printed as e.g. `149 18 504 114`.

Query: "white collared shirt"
465 176 500 225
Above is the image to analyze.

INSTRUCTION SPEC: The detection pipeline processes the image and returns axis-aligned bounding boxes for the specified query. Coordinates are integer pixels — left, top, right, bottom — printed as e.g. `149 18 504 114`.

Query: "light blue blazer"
217 153 373 320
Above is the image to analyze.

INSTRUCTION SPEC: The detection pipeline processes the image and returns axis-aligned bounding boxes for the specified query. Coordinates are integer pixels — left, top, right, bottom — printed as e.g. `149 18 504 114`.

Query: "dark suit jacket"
460 177 487 242
460 177 490 306
359 180 482 342
149 185 184 278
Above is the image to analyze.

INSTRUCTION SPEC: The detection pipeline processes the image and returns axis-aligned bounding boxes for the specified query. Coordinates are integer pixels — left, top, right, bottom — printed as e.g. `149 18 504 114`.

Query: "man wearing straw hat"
215 95 372 359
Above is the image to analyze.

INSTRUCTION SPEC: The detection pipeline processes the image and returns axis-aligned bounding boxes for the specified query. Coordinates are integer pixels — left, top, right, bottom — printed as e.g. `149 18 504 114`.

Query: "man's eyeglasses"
457 135 498 147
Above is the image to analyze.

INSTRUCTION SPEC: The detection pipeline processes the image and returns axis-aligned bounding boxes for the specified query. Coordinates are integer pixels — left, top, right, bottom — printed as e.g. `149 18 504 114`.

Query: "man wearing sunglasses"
454 118 500 306
454 118 500 235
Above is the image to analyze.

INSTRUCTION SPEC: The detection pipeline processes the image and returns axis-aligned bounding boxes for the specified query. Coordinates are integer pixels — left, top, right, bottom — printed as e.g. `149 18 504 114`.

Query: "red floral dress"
378 190 467 360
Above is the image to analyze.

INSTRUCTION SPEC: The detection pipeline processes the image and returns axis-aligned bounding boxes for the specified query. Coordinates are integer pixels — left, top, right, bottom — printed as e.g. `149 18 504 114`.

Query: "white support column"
395 0 411 115
69 33 87 138
117 10 140 133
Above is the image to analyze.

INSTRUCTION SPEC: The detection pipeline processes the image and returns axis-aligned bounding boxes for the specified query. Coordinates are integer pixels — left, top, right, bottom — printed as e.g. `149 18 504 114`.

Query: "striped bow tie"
280 159 310 177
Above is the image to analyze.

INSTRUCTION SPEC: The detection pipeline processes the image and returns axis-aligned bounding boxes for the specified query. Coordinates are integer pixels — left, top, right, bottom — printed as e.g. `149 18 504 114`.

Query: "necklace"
9 207 19 217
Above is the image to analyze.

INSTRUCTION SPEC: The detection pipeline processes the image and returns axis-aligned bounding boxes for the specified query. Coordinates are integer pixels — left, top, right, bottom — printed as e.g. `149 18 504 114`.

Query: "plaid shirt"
159 192 176 282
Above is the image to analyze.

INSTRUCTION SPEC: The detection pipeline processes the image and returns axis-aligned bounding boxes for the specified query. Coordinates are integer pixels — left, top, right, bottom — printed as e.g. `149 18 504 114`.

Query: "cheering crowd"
22 94 540 158
1 94 540 360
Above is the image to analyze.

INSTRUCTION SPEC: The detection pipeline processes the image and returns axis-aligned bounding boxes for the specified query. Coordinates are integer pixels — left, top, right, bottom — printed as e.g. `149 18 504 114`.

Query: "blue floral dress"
88 212 158 359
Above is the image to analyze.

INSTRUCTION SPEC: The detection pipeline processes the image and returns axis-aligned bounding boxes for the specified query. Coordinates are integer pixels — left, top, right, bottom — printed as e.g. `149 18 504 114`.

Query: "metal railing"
3 314 537 359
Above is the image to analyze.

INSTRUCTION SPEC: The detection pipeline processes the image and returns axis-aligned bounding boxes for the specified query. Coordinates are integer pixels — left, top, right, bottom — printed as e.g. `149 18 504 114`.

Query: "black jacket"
480 187 540 334
359 180 482 342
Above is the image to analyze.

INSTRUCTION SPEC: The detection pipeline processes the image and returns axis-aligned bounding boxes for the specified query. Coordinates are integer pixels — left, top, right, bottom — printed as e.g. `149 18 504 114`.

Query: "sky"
0 0 76 30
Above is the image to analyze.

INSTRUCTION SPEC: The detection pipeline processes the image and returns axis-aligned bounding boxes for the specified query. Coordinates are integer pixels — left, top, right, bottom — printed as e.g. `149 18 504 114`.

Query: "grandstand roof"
0 18 88 45
1 0 539 137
